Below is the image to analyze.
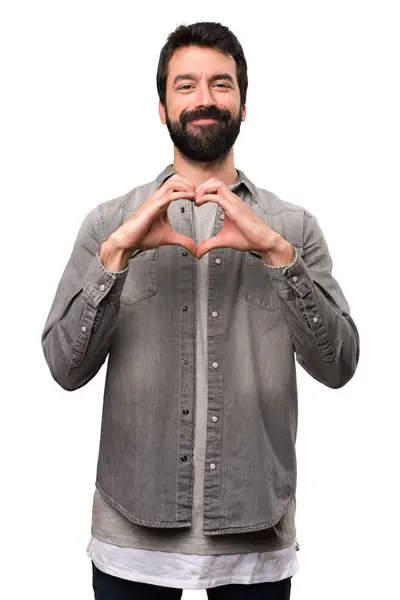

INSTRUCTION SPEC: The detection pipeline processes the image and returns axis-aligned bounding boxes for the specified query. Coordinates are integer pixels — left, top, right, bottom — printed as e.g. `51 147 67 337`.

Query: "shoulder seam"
254 189 306 217
304 210 314 235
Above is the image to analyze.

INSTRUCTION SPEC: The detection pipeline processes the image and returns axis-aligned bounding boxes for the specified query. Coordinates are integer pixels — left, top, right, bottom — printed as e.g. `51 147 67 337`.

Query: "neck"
172 147 238 189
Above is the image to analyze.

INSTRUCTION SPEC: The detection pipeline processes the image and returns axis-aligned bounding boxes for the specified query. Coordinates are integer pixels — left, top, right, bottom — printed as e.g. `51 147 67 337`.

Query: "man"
41 21 360 599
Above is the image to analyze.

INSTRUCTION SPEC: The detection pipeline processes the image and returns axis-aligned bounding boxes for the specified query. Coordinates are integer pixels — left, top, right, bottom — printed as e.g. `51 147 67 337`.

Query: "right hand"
109 174 197 258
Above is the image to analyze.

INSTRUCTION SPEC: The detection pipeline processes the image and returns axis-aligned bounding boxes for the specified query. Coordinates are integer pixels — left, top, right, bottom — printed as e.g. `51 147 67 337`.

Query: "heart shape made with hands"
169 178 269 260
165 176 293 264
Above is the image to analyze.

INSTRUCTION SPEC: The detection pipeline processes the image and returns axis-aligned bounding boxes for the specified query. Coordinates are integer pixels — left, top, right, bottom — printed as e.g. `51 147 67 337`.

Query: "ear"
159 100 166 125
241 104 247 122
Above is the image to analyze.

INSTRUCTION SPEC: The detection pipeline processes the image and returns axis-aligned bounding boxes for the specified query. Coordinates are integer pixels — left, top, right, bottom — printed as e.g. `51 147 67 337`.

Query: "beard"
165 104 243 163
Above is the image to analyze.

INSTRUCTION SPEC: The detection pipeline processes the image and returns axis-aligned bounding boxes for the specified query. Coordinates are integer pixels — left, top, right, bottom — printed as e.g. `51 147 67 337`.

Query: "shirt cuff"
81 253 129 306
262 246 313 296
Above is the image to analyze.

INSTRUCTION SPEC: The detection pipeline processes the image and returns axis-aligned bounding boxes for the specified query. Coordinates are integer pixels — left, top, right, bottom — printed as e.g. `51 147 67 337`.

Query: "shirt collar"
155 164 258 200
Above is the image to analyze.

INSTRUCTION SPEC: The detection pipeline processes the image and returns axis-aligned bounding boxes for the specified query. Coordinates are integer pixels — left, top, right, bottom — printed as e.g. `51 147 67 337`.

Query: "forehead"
167 46 237 83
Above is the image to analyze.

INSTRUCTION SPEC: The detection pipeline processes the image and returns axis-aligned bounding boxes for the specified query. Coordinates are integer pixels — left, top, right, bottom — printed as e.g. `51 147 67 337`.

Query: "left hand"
194 178 294 264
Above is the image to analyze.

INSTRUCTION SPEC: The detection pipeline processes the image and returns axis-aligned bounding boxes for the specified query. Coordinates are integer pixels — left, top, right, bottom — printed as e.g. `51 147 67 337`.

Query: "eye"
214 83 230 88
178 84 193 90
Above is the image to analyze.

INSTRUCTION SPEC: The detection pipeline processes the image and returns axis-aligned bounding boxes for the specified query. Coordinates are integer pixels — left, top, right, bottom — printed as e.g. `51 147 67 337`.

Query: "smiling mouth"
190 118 219 125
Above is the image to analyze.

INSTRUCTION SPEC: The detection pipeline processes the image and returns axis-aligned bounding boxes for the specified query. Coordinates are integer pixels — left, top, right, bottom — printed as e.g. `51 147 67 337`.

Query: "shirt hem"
88 554 299 590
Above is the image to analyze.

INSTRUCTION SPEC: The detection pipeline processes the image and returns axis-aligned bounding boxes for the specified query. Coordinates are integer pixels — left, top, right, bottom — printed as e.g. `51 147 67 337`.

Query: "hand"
108 174 198 258
194 178 294 264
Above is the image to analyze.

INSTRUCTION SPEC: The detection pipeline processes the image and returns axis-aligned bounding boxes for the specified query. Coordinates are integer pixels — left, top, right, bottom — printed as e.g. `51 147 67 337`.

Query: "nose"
194 82 215 108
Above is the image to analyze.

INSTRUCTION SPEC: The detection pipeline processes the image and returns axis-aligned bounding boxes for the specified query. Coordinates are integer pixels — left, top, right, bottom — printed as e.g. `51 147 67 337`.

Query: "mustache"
180 107 232 126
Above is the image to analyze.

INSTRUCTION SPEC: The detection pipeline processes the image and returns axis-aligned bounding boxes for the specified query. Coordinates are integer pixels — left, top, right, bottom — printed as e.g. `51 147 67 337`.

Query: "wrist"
99 237 133 272
261 239 295 266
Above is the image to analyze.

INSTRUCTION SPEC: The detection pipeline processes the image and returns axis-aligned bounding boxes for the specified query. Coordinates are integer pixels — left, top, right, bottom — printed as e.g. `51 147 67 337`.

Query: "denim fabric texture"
41 164 359 536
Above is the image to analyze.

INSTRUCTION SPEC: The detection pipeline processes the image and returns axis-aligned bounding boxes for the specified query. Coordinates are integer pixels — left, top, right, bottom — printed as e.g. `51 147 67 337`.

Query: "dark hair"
156 22 248 108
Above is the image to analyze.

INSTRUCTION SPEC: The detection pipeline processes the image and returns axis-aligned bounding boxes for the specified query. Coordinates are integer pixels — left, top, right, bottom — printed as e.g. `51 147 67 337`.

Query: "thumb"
196 236 221 260
167 232 198 258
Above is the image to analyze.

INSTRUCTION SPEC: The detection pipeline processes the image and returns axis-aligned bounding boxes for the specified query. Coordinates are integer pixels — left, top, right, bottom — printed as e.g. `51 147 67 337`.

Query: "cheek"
219 102 240 118
175 104 192 123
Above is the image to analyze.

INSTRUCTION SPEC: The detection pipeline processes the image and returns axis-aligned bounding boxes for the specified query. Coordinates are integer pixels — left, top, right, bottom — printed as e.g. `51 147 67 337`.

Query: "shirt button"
182 306 188 311
313 316 319 323
212 311 218 318
183 359 189 365
292 276 298 283
215 258 222 265
181 207 185 213
212 416 218 423
212 362 219 369
99 284 105 292
182 251 188 256
181 456 188 462
81 326 87 333
183 409 189 415
219 213 225 220
209 463 217 470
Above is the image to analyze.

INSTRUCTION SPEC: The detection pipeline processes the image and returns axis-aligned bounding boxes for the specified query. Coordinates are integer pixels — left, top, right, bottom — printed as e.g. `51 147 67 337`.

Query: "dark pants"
92 561 292 599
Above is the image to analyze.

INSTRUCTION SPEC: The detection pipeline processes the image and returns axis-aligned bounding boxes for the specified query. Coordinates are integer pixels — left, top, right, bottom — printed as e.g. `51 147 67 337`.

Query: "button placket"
175 204 197 523
203 242 226 528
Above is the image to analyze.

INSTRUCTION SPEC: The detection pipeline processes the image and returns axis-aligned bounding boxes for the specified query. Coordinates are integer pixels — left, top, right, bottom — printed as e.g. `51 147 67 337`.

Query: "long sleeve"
41 205 129 391
264 211 360 389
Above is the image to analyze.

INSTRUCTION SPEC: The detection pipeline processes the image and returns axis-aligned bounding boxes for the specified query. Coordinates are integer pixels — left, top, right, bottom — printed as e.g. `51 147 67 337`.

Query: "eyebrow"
173 73 235 86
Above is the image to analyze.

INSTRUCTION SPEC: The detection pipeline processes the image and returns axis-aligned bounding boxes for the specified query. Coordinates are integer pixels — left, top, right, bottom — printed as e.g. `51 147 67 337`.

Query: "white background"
1 1 399 598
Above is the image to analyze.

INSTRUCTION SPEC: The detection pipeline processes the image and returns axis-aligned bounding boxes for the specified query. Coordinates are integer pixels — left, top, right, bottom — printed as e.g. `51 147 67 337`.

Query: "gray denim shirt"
41 164 360 536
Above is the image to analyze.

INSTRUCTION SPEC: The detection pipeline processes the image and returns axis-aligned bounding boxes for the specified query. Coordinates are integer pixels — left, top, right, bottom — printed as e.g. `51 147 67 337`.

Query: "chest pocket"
244 246 303 311
120 248 158 306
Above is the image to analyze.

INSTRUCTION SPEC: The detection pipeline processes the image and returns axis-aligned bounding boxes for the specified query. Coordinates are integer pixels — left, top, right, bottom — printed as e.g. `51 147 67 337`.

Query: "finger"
138 191 194 226
196 179 231 197
167 233 198 258
158 182 195 199
196 179 220 197
195 193 224 208
162 175 195 194
155 179 195 201
196 235 224 260
164 189 196 202
156 190 196 213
